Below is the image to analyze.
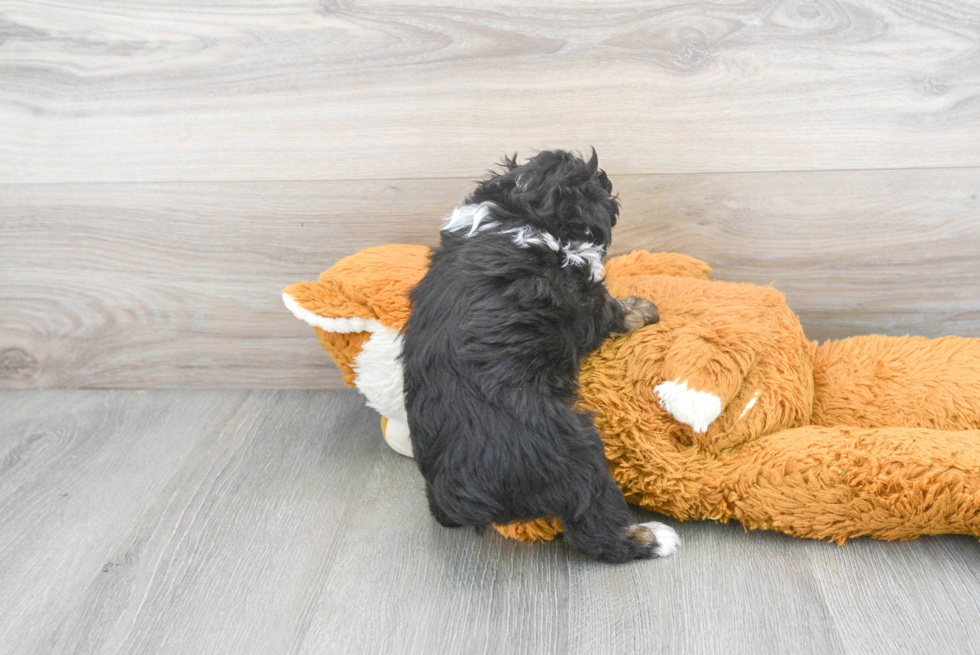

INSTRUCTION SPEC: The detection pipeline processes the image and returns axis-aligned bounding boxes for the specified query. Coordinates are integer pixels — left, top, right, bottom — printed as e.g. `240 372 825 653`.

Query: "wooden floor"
2 389 978 655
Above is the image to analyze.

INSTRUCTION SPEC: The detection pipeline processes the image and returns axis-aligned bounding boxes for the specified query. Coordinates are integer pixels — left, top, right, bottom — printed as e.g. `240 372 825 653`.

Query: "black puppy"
401 150 679 562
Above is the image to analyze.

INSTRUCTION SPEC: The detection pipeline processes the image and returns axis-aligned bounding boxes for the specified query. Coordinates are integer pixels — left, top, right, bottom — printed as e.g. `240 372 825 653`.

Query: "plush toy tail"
812 335 980 431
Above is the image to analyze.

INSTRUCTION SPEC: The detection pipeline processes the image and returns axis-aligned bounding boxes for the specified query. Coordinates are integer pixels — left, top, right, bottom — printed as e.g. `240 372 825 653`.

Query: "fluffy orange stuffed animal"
284 245 980 544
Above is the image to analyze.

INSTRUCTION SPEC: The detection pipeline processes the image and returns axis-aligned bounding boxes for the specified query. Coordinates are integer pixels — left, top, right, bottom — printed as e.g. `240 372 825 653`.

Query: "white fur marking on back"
352 326 408 425
442 202 500 237
654 379 723 433
738 391 761 420
282 292 383 334
640 521 681 557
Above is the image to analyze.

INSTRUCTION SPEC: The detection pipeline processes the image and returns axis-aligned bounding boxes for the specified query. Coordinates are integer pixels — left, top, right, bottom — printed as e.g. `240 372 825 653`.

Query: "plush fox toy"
284 245 980 544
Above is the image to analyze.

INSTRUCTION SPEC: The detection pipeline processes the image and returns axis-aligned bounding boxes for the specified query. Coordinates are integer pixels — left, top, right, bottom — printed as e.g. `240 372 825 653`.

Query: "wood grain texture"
807 536 980 655
614 168 980 341
2 389 979 655
0 178 465 389
2 169 978 389
2 0 980 183
0 389 251 655
567 523 845 654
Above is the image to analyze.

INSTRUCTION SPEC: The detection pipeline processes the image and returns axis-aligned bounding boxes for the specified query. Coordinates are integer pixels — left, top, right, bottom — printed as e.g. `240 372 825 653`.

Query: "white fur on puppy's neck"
559 239 605 282
442 202 501 237
442 203 606 282
506 224 561 252
508 226 605 282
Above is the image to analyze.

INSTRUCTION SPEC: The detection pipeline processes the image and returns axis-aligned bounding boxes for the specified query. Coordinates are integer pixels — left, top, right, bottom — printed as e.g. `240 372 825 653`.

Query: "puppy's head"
467 149 619 248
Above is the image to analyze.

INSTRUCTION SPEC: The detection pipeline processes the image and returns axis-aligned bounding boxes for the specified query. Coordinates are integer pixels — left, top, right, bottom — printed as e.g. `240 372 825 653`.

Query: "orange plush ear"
283 244 433 458
283 244 432 332
283 244 431 387
605 251 711 281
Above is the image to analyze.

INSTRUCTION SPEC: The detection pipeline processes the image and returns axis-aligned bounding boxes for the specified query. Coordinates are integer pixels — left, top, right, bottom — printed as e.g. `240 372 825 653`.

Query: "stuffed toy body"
284 245 980 543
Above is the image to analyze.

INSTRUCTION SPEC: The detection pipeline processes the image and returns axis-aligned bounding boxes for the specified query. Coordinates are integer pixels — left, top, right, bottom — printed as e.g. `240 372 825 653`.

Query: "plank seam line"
1 164 980 188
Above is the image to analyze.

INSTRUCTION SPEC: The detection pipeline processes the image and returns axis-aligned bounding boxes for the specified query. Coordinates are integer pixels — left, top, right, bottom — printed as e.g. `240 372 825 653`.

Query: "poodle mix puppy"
401 150 679 562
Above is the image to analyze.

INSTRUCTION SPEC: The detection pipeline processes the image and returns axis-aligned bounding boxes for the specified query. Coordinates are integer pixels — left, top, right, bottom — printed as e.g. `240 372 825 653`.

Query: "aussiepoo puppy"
401 150 680 562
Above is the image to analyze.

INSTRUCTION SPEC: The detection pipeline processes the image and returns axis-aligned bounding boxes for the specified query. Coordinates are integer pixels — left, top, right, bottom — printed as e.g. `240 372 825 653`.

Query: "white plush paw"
383 418 414 458
654 380 723 434
640 521 681 557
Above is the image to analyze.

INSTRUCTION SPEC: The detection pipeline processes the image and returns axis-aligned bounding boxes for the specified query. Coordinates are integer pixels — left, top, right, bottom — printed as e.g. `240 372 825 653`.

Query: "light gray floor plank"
44 391 381 655
297 456 572 655
2 389 979 655
567 518 845 655
0 389 250 655
806 536 980 655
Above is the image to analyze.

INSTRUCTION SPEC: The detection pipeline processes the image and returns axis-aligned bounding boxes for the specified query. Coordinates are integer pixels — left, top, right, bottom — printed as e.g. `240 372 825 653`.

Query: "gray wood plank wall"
2 1 978 389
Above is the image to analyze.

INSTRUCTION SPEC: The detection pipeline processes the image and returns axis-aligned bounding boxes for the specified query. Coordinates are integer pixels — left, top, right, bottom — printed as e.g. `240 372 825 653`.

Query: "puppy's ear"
587 147 599 174
500 152 519 171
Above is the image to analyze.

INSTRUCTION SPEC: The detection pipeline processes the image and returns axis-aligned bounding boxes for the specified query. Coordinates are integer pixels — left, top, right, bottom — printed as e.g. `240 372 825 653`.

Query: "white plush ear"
282 291 383 333
283 291 412 457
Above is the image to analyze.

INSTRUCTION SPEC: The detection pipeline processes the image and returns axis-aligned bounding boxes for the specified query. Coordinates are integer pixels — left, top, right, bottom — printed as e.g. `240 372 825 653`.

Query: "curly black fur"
401 150 666 562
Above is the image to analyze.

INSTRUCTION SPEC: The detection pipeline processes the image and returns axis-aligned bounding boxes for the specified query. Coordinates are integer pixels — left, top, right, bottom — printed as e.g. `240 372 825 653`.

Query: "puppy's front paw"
620 296 659 332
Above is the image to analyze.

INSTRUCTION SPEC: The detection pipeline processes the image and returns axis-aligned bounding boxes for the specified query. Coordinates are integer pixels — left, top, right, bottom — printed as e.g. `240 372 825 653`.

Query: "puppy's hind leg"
560 473 680 563
426 483 463 528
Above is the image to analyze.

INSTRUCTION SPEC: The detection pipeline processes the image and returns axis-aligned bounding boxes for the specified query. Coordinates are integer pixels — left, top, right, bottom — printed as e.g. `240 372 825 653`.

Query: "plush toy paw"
654 379 723 434
380 416 413 457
